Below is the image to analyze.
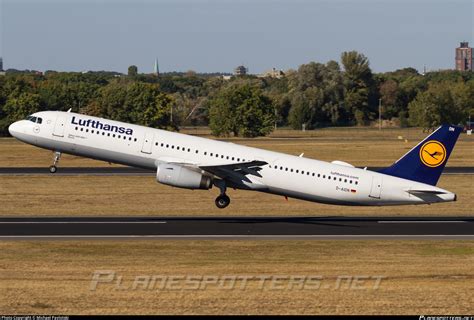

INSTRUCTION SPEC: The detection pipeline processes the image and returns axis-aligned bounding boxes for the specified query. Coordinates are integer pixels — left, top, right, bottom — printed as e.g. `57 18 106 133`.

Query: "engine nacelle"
156 163 212 190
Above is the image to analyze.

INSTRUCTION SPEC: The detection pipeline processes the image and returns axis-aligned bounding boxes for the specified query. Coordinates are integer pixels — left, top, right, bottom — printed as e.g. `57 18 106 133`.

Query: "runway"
0 166 473 176
0 216 473 240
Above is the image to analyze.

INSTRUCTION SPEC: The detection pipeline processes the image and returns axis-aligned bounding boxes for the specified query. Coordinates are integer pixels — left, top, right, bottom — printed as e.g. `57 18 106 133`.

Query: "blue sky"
1 0 473 73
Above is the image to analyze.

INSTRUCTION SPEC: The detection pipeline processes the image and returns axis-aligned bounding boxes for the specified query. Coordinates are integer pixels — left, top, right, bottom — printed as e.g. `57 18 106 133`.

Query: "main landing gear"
214 180 230 209
49 151 61 174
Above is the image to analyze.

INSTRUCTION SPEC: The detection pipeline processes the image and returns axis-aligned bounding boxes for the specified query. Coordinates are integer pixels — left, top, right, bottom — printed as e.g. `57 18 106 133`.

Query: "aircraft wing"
199 160 268 181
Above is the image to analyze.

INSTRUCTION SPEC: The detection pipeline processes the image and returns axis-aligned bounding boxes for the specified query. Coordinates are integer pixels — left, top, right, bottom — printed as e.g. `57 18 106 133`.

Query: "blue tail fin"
380 125 462 186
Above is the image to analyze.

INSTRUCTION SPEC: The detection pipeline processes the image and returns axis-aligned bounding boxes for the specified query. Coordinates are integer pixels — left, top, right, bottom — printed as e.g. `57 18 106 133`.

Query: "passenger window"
37 117 43 124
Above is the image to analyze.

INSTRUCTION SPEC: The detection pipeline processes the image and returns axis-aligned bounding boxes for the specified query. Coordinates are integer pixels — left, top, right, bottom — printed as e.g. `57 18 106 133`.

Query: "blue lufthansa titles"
71 116 133 135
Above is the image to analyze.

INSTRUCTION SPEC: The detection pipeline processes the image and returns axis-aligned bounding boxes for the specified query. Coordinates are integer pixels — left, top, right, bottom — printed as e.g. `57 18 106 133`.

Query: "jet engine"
156 163 212 190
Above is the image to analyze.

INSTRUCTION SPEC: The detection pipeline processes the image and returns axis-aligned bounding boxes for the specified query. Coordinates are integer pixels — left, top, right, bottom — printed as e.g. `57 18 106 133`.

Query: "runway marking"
377 221 467 224
0 221 167 224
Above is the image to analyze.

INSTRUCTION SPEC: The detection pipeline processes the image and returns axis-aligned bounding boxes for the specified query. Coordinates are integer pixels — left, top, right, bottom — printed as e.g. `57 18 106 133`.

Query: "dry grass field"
0 175 472 216
1 240 473 314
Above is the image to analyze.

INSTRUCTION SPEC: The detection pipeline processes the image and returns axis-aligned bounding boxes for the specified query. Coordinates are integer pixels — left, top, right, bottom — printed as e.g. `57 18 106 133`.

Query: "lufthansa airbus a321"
8 111 461 209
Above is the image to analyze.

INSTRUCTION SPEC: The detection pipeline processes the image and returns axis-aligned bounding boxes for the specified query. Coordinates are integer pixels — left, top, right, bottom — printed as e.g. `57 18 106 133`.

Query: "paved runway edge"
0 166 473 176
1 216 473 240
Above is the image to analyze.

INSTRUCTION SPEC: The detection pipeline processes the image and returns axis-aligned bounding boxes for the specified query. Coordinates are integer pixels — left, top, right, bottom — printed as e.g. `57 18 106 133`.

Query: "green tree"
90 80 173 129
3 92 42 122
408 82 469 130
209 82 275 137
341 51 376 124
287 61 344 128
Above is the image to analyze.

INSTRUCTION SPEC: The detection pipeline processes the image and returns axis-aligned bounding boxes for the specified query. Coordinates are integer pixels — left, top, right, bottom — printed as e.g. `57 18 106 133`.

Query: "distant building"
455 42 474 71
153 58 160 76
234 65 247 76
258 67 285 79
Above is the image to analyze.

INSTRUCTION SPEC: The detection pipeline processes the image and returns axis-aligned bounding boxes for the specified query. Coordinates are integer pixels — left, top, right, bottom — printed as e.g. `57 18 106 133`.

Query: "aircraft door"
52 114 67 137
141 131 154 154
369 175 383 199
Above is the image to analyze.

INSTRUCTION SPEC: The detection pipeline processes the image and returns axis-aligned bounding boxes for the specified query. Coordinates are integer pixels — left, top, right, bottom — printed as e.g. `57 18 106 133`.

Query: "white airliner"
8 111 461 208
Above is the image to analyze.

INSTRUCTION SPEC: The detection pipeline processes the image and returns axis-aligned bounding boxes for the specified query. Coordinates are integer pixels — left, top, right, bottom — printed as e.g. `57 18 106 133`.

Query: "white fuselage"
8 111 456 206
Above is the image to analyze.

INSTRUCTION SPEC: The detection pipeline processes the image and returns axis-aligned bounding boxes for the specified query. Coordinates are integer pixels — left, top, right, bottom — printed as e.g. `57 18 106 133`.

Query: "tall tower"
0 57 3 71
153 58 160 76
455 42 473 71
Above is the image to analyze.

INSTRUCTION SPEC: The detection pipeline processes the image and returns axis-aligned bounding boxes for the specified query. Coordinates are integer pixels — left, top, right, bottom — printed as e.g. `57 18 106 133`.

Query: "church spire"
153 58 159 76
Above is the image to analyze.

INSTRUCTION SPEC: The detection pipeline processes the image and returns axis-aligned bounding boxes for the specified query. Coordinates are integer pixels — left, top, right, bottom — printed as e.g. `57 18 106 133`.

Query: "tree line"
1 51 473 137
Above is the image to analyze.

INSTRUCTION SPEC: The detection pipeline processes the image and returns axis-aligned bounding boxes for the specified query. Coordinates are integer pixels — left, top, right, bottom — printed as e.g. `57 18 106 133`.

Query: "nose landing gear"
49 151 61 173
214 179 230 209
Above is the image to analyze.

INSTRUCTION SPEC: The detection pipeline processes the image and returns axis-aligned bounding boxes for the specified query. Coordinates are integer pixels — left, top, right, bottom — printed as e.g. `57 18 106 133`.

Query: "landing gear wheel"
49 151 61 174
215 194 230 209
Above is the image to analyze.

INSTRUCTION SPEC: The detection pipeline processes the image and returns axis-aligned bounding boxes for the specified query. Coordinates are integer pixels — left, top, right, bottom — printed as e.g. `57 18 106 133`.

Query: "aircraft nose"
8 121 21 137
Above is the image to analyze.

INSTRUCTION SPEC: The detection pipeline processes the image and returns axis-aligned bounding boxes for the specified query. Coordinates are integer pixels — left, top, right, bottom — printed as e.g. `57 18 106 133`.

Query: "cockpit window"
25 115 42 124
26 115 36 122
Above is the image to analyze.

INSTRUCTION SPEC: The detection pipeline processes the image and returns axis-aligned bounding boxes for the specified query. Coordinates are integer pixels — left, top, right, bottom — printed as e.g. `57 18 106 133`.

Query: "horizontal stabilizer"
406 189 447 195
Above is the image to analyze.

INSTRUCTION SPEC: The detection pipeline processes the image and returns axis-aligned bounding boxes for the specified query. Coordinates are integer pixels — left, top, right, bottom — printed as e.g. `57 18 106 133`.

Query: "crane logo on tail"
419 140 446 167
